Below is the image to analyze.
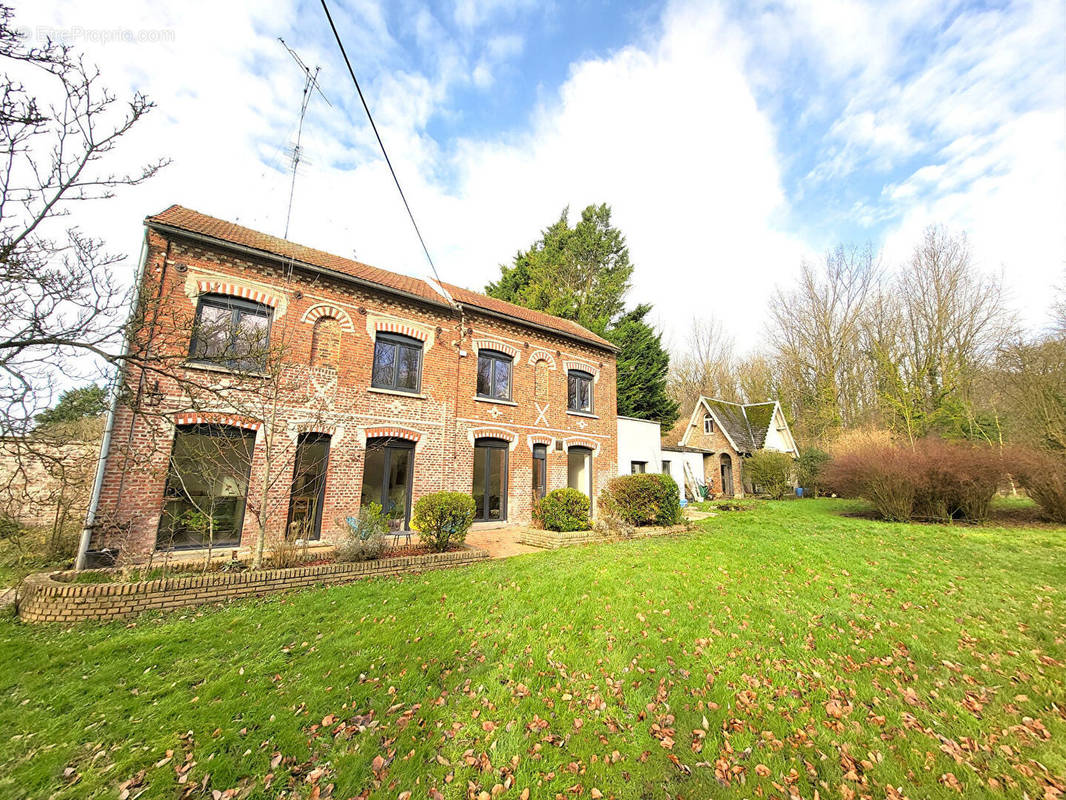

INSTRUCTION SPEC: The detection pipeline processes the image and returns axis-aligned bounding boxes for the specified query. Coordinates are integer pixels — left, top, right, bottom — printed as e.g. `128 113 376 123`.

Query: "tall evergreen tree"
607 304 680 430
486 204 632 335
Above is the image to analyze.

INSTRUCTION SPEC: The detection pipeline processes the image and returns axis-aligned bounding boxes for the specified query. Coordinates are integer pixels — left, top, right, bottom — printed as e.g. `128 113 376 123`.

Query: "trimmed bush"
599 473 682 527
824 438 1004 523
534 488 591 532
744 450 795 499
411 492 476 552
1011 447 1066 523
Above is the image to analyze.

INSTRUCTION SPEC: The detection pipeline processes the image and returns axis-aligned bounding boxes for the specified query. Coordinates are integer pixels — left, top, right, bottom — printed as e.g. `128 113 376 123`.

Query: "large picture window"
371 333 422 393
476 350 512 401
567 370 593 413
190 295 272 371
158 424 256 550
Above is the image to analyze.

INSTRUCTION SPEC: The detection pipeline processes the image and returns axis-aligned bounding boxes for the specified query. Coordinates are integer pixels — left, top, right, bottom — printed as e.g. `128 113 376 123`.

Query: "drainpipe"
75 232 150 570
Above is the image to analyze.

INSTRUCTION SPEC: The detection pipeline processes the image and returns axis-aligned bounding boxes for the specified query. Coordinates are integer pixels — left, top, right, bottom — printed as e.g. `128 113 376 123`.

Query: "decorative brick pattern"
527 349 557 368
526 434 555 451
310 317 342 369
374 319 428 341
468 427 517 445
563 437 600 453
196 279 279 307
174 413 262 430
18 546 488 624
363 426 421 442
563 360 599 380
471 338 519 359
301 303 355 331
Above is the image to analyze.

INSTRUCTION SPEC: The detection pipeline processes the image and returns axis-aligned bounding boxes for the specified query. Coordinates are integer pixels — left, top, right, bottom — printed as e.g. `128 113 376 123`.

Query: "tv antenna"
278 37 332 240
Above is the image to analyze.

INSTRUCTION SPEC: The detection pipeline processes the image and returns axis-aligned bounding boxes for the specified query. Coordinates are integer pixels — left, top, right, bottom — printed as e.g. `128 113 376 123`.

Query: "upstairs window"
477 349 512 401
371 333 422 393
190 295 272 371
704 413 714 434
567 370 593 413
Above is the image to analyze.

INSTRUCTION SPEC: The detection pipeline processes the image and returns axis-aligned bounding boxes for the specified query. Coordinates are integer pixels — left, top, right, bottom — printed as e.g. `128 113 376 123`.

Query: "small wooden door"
720 454 733 498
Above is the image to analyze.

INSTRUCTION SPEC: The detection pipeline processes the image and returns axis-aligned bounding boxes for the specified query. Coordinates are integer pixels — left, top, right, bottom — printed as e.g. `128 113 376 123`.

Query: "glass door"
286 433 330 540
361 438 414 531
473 438 508 522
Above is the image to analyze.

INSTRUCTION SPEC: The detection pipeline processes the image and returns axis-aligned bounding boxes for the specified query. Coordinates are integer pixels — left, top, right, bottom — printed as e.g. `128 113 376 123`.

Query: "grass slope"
1 499 1063 799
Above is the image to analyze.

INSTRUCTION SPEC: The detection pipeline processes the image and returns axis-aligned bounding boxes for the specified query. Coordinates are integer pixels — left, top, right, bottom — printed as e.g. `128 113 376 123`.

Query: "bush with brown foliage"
825 438 1004 523
1009 447 1066 523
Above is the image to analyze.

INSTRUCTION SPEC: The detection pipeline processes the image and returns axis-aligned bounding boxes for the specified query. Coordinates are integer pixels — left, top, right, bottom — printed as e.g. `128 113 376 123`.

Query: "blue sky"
25 0 1066 350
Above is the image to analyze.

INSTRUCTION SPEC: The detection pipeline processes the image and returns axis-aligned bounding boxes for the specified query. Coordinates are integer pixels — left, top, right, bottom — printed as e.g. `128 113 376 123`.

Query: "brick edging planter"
17 546 489 624
516 523 690 550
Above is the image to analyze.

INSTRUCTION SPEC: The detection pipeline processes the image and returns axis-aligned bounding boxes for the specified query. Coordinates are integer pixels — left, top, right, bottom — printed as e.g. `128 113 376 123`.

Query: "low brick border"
516 523 690 550
17 546 488 624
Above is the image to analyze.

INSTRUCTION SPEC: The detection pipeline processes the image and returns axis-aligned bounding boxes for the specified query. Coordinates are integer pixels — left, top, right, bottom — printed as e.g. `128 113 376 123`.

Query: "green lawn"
1 499 1064 799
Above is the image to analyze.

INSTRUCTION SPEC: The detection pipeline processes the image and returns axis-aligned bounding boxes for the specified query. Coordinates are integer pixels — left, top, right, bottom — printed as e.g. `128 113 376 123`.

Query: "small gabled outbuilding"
673 397 799 497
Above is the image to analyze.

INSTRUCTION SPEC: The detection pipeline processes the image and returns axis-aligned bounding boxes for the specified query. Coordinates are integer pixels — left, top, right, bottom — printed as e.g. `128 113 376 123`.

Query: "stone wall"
18 545 488 623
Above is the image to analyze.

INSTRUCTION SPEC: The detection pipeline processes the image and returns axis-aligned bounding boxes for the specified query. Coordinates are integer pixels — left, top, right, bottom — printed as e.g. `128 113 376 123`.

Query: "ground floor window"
362 437 414 531
532 443 547 501
662 459 671 475
286 433 330 540
473 438 508 522
158 424 256 550
630 460 647 474
567 446 592 497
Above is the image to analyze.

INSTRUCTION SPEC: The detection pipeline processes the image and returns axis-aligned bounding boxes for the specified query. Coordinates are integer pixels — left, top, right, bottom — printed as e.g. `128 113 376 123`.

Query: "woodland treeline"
669 226 1066 454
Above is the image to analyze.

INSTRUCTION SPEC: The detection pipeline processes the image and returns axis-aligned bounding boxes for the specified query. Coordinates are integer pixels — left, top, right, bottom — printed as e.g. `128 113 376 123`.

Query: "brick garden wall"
18 546 488 623
92 227 617 561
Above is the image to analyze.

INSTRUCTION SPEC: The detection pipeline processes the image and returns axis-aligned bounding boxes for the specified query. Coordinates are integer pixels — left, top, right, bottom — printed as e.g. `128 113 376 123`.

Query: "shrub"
592 510 635 539
743 450 795 499
1011 447 1066 523
534 488 591 532
795 447 830 497
824 438 1004 523
333 503 390 562
599 473 682 527
334 534 387 562
411 492 476 552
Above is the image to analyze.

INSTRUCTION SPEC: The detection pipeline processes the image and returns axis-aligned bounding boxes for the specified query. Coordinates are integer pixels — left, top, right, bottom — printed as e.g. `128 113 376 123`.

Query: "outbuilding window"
704 413 714 434
371 333 422 393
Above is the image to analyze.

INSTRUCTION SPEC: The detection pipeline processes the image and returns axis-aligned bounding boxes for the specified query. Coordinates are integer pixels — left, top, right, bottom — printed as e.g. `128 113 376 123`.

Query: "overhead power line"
318 0 446 291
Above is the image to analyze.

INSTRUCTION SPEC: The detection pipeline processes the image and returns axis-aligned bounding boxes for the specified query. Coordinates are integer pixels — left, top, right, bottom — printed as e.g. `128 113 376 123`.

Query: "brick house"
668 397 798 497
86 206 617 562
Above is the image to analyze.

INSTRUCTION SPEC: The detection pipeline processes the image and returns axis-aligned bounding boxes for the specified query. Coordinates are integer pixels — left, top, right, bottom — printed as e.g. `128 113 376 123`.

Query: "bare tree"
889 226 1016 441
0 9 168 436
668 317 737 413
767 244 880 443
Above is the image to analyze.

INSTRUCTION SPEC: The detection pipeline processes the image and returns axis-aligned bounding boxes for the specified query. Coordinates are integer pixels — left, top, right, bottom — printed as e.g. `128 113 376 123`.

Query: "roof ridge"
145 205 613 350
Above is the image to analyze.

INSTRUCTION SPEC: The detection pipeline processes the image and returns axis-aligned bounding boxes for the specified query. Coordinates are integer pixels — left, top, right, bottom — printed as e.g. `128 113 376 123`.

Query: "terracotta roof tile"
146 205 614 350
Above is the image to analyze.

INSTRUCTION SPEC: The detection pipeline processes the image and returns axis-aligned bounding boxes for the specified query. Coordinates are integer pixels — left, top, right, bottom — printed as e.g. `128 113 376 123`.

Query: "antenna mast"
278 38 331 241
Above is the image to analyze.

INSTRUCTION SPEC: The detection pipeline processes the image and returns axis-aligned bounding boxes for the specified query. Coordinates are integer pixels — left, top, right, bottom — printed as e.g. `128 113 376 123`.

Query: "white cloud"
14 0 1066 366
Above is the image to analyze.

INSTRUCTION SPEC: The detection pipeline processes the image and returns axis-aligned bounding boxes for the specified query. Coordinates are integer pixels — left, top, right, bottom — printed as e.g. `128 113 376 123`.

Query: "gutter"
147 220 617 354
75 231 150 570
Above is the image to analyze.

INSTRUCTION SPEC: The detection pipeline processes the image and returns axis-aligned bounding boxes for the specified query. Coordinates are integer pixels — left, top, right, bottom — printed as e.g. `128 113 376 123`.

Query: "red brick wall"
681 413 745 497
93 230 617 560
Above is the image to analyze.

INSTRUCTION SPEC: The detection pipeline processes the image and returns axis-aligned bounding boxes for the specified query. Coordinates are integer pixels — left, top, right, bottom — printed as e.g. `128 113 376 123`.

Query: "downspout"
75 232 151 570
